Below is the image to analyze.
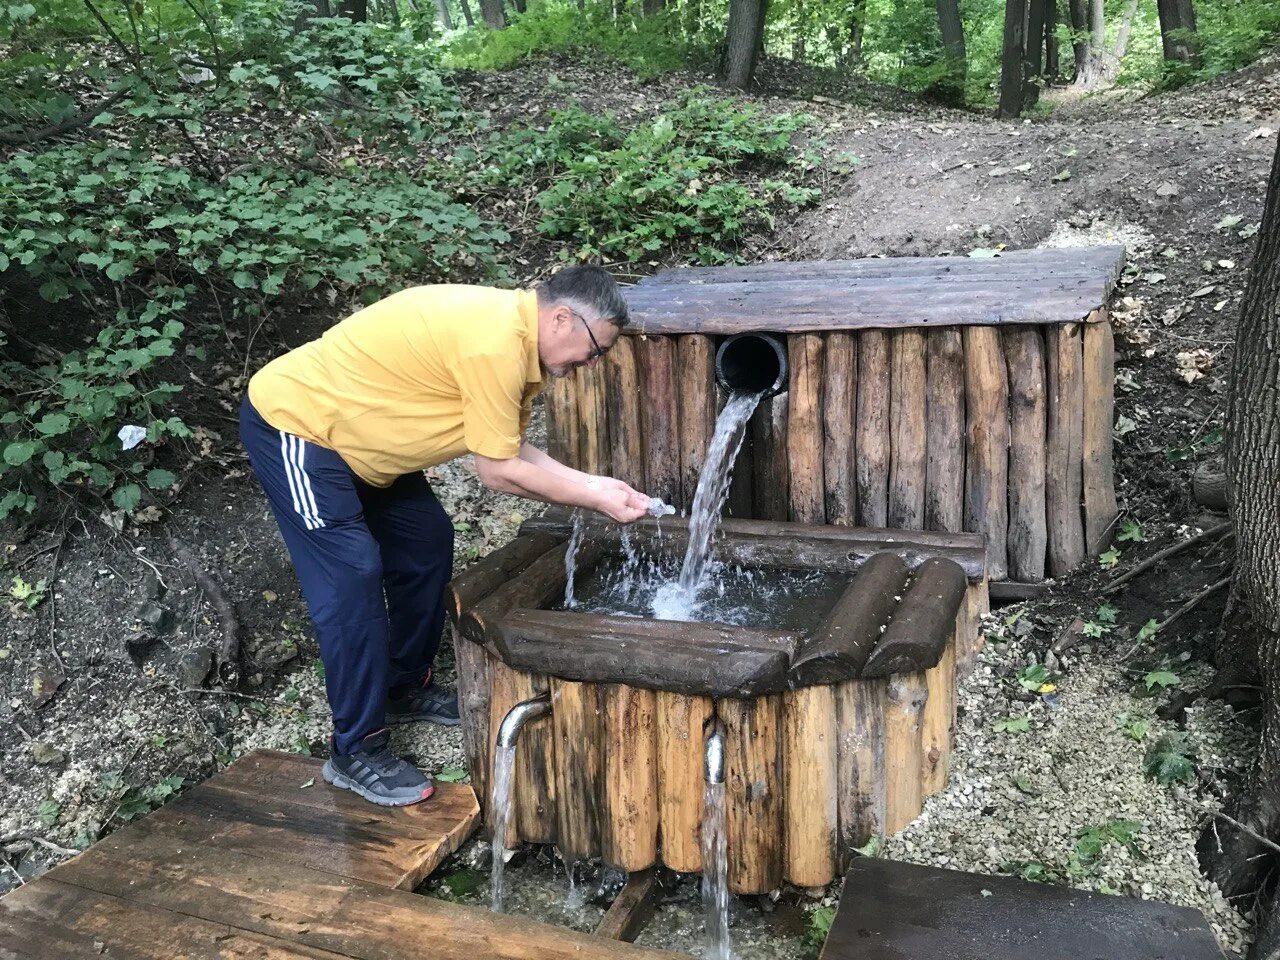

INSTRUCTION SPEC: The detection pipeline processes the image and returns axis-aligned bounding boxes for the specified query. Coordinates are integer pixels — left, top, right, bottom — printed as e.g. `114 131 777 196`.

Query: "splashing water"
563 858 586 914
489 744 517 913
701 779 733 960
562 509 586 608
652 390 763 620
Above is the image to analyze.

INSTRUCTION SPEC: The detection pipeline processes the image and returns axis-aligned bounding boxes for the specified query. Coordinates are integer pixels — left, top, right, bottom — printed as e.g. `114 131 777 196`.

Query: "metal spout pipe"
497 693 552 749
715 332 788 398
705 723 726 786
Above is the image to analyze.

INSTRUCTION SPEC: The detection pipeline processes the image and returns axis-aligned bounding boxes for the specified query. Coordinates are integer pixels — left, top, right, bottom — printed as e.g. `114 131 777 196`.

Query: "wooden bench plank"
0 878 346 959
136 750 478 891
49 824 691 960
821 857 1223 960
861 558 968 678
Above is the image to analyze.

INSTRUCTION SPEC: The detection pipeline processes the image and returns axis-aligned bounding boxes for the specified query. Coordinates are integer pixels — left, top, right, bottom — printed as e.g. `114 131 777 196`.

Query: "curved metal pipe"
705 723 726 786
715 333 788 398
497 693 552 749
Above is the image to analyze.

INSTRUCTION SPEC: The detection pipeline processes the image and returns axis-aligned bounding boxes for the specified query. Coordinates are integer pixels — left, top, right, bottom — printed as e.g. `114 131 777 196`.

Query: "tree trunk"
478 0 505 27
643 0 665 14
998 0 1029 118
1044 0 1059 80
848 0 866 64
1157 0 1200 66
458 0 475 26
1068 0 1088 78
722 0 764 88
512 0 526 13
1026 0 1045 77
340 0 368 19
434 0 453 28
1074 0 1106 85
1201 135 1280 957
385 0 402 25
934 0 967 106
792 0 805 62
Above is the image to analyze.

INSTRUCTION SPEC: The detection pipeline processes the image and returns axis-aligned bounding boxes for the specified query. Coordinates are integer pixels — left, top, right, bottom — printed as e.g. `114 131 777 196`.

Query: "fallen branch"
168 536 240 680
0 87 130 147
1155 575 1233 634
1103 521 1233 596
1175 794 1280 859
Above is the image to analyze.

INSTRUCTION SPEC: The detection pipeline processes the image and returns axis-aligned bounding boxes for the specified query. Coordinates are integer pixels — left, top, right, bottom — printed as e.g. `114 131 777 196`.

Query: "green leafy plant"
36 798 61 828
806 905 838 947
1015 663 1056 694
1116 519 1145 543
1099 547 1122 569
1074 820 1142 864
9 575 48 610
993 715 1032 734
1144 732 1196 785
436 767 469 783
1143 669 1181 692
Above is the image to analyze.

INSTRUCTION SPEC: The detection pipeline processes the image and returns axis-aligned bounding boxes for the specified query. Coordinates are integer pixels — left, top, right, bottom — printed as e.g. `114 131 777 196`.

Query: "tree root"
1103 521 1233 596
168 535 240 683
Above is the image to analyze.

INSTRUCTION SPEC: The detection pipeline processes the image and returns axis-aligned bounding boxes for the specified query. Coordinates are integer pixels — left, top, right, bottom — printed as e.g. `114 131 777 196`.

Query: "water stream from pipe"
562 508 586 608
489 744 517 913
652 390 763 621
701 779 733 960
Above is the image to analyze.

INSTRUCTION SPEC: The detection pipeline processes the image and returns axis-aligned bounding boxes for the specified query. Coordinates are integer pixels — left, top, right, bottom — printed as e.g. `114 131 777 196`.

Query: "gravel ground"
886 609 1254 957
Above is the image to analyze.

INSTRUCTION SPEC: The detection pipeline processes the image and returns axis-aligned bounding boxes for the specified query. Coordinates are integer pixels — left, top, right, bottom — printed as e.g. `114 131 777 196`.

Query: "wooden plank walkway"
821 857 1224 960
0 749 688 960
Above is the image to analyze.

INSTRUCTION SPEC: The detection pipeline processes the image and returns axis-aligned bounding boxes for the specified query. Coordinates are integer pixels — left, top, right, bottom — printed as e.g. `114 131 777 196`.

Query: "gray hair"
537 265 629 329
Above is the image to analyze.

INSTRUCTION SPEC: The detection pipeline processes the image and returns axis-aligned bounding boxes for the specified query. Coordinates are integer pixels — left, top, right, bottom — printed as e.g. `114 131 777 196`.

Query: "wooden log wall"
543 316 1117 583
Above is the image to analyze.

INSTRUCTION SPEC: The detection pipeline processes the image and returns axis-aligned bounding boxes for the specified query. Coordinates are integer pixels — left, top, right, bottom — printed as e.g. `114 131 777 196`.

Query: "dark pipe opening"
715 333 788 398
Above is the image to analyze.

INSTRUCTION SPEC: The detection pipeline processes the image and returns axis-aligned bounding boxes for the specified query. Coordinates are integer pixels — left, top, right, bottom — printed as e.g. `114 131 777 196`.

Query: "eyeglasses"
572 309 609 362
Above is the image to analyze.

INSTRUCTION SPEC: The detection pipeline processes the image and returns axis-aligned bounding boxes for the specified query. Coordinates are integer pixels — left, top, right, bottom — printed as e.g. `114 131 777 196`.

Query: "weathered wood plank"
835 678 886 862
575 361 610 476
883 671 928 834
787 333 826 523
638 335 681 507
595 868 661 943
1083 313 1119 555
823 857 1224 960
783 685 838 889
510 670 556 845
623 277 1114 335
453 629 491 808
855 330 891 527
637 246 1127 287
552 679 605 862
460 542 598 647
822 331 857 525
924 329 965 534
788 552 911 685
448 532 564 623
601 684 659 872
862 557 968 678
47 823 691 960
678 334 717 510
921 633 956 797
544 374 581 470
1003 328 1048 582
1046 323 1086 576
657 691 714 873
497 609 797 698
720 695 784 895
605 334 646 493
751 392 790 521
962 326 1010 581
888 329 927 530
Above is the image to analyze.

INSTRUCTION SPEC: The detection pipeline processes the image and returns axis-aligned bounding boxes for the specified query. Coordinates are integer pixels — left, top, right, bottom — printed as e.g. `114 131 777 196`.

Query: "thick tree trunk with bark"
1202 136 1280 959
433 0 453 29
478 0 505 27
847 0 866 65
722 0 765 88
1026 0 1045 78
458 0 475 26
934 0 967 106
340 0 368 19
1157 0 1200 67
1044 0 1059 80
998 0 1029 118
1068 0 1088 77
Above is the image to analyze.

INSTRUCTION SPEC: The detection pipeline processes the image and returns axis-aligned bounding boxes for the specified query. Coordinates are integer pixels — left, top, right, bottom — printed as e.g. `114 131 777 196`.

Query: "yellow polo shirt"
248 286 543 488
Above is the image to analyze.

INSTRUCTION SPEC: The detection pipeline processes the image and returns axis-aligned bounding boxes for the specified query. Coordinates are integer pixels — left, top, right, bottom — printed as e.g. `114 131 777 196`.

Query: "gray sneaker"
322 730 435 807
387 680 461 727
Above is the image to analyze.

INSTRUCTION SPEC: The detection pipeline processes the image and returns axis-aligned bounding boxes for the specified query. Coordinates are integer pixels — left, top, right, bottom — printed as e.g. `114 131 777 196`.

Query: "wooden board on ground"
596 868 662 942
150 749 479 891
31 824 690 960
821 857 1224 960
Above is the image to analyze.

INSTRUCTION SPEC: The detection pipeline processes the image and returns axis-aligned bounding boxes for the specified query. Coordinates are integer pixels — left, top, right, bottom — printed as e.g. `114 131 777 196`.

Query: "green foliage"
993 715 1032 734
9 575 48 609
806 905 838 947
1143 669 1181 692
36 798 61 828
1144 732 1196 785
1015 663 1054 693
1074 819 1142 864
443 3 697 78
527 95 818 264
95 771 186 825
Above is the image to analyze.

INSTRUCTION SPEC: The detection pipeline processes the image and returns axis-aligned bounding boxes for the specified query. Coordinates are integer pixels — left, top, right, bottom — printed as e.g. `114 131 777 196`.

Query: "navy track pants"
239 395 454 754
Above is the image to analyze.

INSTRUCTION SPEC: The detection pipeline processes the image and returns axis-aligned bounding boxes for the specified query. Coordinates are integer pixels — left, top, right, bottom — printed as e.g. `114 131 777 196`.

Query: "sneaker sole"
321 759 435 807
386 711 463 728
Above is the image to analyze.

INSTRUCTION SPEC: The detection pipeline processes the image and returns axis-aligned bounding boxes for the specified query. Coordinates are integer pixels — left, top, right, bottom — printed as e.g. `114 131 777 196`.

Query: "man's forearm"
480 454 601 511
519 443 593 484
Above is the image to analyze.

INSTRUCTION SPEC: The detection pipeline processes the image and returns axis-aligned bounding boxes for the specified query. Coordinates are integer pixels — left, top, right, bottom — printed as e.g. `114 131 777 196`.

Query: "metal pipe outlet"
715 333 789 398
496 693 552 749
705 723 726 786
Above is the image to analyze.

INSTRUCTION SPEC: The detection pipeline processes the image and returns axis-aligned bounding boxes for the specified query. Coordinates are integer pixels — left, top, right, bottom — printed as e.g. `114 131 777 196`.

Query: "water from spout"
652 390 762 621
562 509 586 608
701 780 733 960
489 744 517 913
